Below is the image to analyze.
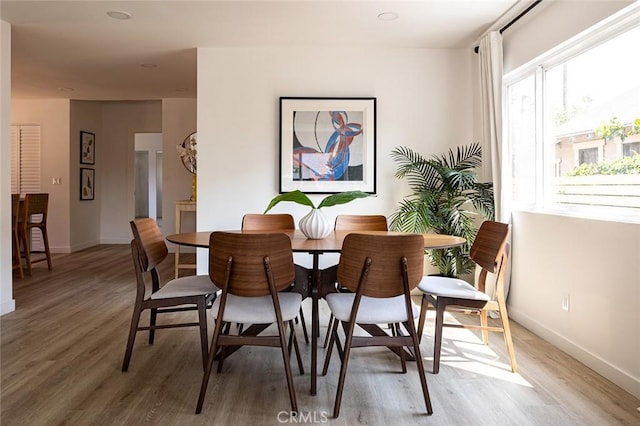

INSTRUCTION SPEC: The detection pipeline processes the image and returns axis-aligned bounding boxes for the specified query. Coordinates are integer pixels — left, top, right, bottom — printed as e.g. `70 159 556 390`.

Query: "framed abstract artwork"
80 131 95 165
279 97 376 194
80 168 95 200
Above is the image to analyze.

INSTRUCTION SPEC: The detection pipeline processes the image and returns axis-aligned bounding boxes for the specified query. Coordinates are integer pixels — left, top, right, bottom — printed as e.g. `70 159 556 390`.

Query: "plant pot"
299 208 332 239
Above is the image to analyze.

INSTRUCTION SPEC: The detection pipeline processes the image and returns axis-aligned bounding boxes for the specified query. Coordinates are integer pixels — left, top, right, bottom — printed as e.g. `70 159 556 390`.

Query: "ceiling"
1 0 520 101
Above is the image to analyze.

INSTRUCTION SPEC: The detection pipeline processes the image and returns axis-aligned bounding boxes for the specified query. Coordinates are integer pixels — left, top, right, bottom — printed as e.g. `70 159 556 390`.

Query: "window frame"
503 5 640 224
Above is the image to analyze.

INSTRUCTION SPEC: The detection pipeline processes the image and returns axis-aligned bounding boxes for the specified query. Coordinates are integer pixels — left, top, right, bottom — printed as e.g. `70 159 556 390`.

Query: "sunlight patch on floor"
421 311 532 387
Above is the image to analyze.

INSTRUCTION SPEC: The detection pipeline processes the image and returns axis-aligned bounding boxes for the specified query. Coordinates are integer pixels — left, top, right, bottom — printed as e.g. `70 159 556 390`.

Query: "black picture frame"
80 168 95 200
80 131 95 165
279 97 376 194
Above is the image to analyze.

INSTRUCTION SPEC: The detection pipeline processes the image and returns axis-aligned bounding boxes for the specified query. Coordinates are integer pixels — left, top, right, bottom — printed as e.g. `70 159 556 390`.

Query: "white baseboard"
100 238 130 244
509 307 640 399
50 246 71 254
69 240 101 252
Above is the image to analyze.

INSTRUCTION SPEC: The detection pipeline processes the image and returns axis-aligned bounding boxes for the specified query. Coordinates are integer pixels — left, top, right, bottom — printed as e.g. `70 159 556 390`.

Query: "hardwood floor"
2 244 639 425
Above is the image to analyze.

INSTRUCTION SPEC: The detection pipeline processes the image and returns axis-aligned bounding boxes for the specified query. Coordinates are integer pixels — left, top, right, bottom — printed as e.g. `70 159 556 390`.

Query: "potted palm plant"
264 190 371 239
389 142 494 277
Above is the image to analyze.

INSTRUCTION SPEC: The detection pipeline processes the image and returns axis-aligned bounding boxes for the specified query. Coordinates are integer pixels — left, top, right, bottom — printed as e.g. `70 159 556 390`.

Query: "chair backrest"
470 221 510 296
469 220 509 274
130 218 168 271
11 194 21 229
23 193 49 224
334 215 388 231
242 214 295 231
209 232 295 297
337 233 424 298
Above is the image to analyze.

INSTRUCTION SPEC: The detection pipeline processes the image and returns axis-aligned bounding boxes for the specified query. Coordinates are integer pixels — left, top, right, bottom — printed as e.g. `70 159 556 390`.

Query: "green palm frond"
390 142 494 277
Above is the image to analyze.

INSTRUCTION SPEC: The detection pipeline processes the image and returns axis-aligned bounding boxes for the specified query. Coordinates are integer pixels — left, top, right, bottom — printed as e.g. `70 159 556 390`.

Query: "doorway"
134 133 163 226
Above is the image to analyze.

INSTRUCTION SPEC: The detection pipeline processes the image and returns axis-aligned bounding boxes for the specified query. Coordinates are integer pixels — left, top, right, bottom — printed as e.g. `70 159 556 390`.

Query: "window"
623 141 640 157
11 124 41 194
578 148 598 166
505 8 640 222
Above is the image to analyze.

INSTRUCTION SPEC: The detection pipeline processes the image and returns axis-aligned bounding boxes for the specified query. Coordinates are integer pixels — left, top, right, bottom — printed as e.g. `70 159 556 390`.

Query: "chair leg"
432 302 446 374
298 307 309 344
196 314 225 414
480 309 489 344
498 303 518 373
323 314 334 348
332 320 355 418
12 231 23 279
417 294 429 344
407 316 433 415
197 298 209 371
122 306 142 372
322 317 340 375
21 227 32 275
395 323 407 374
288 321 305 375
148 308 157 344
276 318 298 413
41 226 52 270
217 325 229 374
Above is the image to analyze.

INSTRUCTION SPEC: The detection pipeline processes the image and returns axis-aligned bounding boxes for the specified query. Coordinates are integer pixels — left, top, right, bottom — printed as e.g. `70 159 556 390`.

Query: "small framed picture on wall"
80 131 95 165
80 168 95 200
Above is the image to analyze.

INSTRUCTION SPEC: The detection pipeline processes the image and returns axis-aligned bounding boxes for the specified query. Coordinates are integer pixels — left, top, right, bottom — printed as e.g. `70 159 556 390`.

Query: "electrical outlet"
562 293 570 312
52 177 62 185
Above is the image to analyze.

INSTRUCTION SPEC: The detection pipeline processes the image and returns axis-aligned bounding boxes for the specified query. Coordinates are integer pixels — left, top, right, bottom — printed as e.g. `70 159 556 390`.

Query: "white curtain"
479 31 505 221
478 31 512 304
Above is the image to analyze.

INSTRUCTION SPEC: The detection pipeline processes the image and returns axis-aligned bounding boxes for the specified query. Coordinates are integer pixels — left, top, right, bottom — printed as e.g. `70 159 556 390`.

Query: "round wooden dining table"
166 229 466 396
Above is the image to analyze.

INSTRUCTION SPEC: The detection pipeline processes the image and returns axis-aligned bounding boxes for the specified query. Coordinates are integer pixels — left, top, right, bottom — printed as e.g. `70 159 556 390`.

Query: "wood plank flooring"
2 244 639 425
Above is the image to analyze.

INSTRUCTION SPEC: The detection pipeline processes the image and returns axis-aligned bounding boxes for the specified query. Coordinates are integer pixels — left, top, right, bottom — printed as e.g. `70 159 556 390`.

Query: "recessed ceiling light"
377 11 399 21
107 10 132 20
58 87 74 92
140 63 158 68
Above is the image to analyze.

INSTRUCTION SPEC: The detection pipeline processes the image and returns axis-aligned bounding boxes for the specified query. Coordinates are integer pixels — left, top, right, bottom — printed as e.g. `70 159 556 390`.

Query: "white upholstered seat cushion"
211 292 302 324
418 276 491 301
151 274 219 299
325 293 419 324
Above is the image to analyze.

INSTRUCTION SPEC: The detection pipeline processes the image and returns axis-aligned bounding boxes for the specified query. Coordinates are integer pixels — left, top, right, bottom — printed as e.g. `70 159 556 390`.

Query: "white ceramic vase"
299 208 332 239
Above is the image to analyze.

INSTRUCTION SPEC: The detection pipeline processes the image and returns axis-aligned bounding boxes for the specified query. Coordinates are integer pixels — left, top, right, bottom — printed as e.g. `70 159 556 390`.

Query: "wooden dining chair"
416 220 517 374
241 213 295 231
322 233 433 418
196 232 302 414
334 214 388 232
19 193 52 274
123 218 219 372
241 213 309 344
11 194 24 278
322 214 388 347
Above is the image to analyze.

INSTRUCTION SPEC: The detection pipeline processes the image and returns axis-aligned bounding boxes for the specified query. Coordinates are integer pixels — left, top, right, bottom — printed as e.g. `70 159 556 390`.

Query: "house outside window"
578 147 599 166
623 141 640 157
505 9 640 222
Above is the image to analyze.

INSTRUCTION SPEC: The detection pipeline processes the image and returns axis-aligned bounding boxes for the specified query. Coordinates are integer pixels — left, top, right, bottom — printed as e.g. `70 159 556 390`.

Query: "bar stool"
19 193 53 274
11 194 24 278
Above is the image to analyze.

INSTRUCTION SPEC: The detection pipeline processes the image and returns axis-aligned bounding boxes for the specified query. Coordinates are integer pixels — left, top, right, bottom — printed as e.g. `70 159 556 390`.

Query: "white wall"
196 46 474 270
70 100 102 251
12 99 71 252
162 98 197 243
0 20 15 315
99 101 162 243
195 47 474 225
503 1 640 397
